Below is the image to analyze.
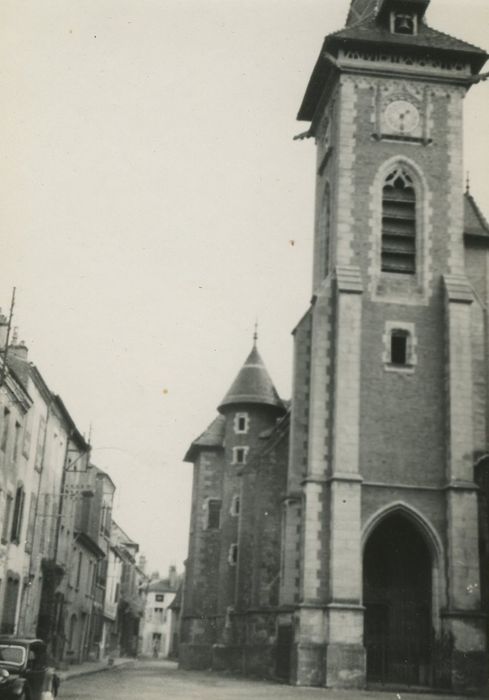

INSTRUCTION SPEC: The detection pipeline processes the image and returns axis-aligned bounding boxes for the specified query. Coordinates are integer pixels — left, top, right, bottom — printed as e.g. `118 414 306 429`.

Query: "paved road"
62 659 481 700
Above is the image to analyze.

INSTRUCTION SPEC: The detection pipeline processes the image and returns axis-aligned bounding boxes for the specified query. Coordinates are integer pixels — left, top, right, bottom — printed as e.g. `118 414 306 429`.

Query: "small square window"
234 413 249 435
232 447 248 465
155 594 164 602
383 322 417 373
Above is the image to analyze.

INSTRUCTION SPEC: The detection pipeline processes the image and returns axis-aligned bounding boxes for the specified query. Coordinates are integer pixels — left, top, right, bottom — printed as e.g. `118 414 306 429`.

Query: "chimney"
0 311 8 351
9 339 29 363
169 565 177 590
7 329 30 384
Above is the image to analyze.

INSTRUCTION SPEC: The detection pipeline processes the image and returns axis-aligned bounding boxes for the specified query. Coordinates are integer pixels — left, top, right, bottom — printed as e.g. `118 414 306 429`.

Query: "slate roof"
218 345 285 413
298 5 487 122
148 578 178 593
169 584 182 610
346 0 378 26
183 414 225 462
464 192 489 240
330 20 487 57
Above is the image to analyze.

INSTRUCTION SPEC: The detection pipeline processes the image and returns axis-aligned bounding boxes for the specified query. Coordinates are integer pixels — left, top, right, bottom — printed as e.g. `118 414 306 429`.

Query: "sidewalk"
58 656 135 681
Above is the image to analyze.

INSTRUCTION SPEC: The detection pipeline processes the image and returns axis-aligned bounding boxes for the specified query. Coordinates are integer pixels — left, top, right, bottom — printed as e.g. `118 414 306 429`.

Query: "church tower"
282 0 488 690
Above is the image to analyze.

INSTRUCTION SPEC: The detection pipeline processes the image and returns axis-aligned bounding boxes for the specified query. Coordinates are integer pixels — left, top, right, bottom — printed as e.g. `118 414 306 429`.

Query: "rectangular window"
34 416 46 472
391 332 408 365
10 486 25 543
25 493 37 553
22 411 32 459
228 543 238 566
234 413 249 434
13 422 21 463
207 499 221 530
1 494 13 544
1 408 10 453
230 495 240 517
233 446 248 465
39 494 50 555
76 551 83 589
1 576 20 634
155 594 164 602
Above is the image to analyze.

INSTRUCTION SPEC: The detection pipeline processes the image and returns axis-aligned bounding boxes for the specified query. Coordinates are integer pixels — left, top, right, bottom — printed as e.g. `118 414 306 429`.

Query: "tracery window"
381 167 416 274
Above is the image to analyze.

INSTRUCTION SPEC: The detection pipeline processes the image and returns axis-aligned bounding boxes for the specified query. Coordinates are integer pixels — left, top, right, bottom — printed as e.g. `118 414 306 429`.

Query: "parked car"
0 638 59 699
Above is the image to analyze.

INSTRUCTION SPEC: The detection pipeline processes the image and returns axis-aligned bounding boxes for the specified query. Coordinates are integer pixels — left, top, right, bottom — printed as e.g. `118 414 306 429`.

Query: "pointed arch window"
381 167 416 275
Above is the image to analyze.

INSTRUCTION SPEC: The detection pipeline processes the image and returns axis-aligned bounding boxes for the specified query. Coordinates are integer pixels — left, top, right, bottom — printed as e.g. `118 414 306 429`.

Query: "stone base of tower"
178 643 213 670
212 642 277 677
440 612 488 693
292 641 366 688
291 605 366 689
212 644 243 672
293 643 326 687
325 643 366 688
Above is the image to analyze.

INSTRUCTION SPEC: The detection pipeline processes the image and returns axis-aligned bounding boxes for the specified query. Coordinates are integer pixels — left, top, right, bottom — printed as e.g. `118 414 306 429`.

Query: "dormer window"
391 12 417 35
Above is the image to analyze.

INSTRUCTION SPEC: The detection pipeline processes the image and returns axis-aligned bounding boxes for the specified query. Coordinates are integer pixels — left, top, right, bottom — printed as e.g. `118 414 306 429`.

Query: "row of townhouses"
0 311 148 664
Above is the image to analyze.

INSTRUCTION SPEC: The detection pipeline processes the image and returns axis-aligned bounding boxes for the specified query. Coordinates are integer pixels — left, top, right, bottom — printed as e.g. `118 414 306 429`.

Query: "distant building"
111 522 146 657
140 566 178 658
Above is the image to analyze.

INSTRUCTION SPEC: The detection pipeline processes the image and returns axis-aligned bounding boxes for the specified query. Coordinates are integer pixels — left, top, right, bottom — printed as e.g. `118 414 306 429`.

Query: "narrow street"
62 659 481 700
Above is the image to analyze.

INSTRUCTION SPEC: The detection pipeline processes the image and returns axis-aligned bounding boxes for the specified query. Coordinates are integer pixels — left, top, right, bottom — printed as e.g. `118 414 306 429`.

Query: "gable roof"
218 345 285 413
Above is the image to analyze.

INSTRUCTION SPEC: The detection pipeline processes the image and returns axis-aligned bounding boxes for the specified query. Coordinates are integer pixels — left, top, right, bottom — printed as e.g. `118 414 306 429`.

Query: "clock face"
385 100 420 134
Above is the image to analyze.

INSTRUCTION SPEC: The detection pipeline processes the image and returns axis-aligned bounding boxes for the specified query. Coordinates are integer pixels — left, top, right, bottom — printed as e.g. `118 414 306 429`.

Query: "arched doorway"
363 512 432 686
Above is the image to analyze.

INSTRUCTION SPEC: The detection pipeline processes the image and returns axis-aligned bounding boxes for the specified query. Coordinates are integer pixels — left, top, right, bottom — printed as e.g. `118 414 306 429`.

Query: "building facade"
140 567 179 658
181 0 489 692
112 521 146 657
0 317 145 667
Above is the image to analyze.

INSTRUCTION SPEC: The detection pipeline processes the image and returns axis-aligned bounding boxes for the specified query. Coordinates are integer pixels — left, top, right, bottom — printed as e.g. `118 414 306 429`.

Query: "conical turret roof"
218 345 284 413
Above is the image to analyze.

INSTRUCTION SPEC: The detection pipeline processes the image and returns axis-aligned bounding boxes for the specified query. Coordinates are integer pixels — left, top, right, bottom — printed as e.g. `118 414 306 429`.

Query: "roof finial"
253 320 258 347
466 171 471 194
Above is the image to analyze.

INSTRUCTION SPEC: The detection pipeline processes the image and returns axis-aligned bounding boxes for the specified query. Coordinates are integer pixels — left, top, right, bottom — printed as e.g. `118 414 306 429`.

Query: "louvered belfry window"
381 168 416 274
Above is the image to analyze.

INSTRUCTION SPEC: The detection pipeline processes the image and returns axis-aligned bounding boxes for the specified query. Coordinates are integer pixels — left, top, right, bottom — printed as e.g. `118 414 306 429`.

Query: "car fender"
10 676 26 695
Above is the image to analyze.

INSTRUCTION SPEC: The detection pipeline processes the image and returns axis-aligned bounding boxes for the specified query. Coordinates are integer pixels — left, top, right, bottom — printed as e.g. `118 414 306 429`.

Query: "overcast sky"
1 0 488 576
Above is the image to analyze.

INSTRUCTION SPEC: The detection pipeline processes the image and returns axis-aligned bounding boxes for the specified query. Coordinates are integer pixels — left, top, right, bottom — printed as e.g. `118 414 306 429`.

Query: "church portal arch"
362 504 443 687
